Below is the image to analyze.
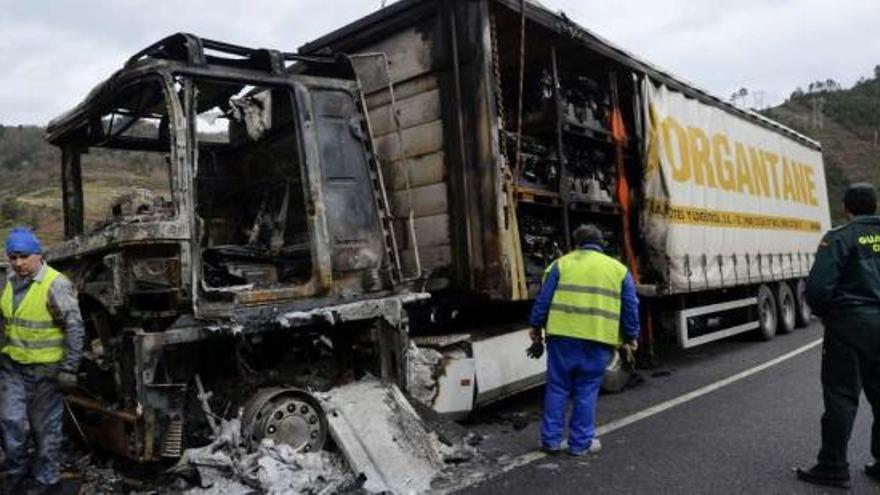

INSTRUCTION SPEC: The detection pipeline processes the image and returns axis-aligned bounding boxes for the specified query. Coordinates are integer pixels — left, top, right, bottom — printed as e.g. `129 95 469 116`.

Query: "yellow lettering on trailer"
749 147 771 198
662 116 691 182
645 198 821 232
712 134 736 192
792 162 808 204
762 151 781 199
781 158 797 202
649 107 821 208
802 162 818 206
734 142 754 195
688 127 716 187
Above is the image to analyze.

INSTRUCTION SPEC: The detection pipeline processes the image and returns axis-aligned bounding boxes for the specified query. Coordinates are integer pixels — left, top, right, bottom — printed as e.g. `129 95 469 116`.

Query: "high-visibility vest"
545 250 628 347
1 266 65 364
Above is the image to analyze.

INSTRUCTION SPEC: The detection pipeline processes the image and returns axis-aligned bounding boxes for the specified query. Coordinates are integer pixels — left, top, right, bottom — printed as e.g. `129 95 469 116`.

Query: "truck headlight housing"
129 257 179 290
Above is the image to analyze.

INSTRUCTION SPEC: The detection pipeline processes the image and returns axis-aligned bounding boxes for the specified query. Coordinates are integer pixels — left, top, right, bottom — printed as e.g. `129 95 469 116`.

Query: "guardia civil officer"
796 183 880 489
0 227 84 495
528 224 639 456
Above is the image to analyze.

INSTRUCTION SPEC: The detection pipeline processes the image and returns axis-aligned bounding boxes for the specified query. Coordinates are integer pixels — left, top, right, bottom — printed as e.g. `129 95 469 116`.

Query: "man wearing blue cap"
0 227 84 495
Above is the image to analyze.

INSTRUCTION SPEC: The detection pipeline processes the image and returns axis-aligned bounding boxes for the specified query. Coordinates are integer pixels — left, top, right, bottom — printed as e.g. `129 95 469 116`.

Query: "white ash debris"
174 419 353 495
71 459 127 494
229 95 269 141
248 439 352 495
405 343 444 407
429 430 479 465
276 293 430 328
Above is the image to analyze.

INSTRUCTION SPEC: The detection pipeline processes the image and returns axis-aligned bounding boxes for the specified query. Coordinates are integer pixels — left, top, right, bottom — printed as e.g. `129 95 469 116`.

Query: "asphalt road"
457 321 879 494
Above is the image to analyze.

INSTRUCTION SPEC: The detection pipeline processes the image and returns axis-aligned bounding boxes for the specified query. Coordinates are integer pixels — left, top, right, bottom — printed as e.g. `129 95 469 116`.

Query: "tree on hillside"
1 198 23 224
0 126 57 170
730 87 748 106
808 79 841 94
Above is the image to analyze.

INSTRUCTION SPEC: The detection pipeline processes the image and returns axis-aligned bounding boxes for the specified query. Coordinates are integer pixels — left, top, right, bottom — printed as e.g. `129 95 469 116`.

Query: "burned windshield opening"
61 78 175 239
192 78 312 289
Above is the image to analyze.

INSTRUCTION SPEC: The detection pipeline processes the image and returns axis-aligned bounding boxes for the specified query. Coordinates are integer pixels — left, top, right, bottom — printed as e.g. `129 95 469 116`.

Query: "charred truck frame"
48 34 427 461
46 0 830 461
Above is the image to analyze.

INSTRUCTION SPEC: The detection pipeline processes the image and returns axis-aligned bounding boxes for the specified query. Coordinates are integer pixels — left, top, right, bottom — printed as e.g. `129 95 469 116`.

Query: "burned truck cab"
46 33 411 460
49 32 398 324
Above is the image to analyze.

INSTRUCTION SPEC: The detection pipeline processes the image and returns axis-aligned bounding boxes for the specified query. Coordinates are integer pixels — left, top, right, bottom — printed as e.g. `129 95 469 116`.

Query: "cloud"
0 0 380 124
555 0 880 105
1 0 878 124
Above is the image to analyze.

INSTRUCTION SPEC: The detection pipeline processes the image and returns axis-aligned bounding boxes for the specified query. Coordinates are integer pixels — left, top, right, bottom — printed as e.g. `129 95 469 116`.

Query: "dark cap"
844 182 877 216
572 224 603 246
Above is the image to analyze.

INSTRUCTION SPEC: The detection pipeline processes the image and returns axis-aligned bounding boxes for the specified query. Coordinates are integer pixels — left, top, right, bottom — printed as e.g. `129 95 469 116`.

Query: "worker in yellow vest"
528 224 639 456
0 227 84 495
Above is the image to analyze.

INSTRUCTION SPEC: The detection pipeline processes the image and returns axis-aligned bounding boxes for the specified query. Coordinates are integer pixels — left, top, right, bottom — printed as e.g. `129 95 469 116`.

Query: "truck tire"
794 279 811 328
776 282 796 334
757 284 777 340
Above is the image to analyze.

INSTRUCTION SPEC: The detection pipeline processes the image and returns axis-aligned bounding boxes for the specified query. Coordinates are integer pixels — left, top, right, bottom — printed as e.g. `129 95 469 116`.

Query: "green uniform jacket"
805 215 880 317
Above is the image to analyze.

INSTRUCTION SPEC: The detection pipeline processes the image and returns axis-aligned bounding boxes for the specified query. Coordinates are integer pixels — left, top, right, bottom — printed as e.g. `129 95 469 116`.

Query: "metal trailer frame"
299 0 823 300
298 0 826 375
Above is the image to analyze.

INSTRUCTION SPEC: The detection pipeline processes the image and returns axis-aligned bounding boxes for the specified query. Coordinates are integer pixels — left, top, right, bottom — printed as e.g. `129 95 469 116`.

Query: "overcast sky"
1 0 878 126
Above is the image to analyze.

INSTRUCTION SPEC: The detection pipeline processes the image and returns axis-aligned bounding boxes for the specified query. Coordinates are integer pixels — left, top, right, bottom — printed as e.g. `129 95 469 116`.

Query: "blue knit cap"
5 227 42 255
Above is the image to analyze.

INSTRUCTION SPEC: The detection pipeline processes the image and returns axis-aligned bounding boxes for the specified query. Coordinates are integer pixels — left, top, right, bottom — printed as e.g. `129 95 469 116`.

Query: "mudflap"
321 377 444 494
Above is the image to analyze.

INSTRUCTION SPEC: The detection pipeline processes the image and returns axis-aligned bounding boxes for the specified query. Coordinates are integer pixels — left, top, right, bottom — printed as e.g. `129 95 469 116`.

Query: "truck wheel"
776 282 796 334
794 279 811 328
757 284 777 340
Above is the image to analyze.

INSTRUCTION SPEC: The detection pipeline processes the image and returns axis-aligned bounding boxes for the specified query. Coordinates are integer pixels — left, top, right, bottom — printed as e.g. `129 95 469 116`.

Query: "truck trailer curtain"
640 79 831 293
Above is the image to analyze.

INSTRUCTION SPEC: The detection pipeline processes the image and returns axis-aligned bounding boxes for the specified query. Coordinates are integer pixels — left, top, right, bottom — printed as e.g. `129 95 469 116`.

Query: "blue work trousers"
0 357 63 485
541 336 612 452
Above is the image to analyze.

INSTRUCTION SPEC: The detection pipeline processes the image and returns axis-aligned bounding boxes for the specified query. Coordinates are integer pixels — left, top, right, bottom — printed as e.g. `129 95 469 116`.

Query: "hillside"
0 125 168 248
762 71 880 223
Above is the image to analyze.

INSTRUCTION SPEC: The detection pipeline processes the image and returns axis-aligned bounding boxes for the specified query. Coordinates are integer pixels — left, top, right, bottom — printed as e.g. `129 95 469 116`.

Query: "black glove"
526 327 544 359
526 340 544 359
55 370 78 389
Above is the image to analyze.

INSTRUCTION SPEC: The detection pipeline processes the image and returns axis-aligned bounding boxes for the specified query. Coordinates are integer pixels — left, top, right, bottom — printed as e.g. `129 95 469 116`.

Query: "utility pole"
811 96 825 129
752 90 765 110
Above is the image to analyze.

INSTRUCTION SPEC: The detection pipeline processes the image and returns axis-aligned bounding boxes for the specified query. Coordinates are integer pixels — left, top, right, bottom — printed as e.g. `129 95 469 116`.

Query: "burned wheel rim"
241 387 327 452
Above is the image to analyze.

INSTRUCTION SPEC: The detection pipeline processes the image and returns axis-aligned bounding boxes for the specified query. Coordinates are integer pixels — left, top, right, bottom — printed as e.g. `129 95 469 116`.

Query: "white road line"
445 337 823 493
595 337 823 437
